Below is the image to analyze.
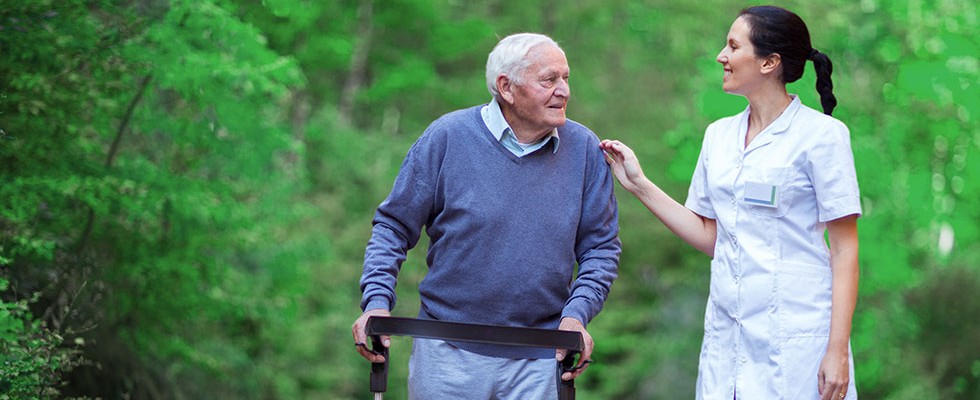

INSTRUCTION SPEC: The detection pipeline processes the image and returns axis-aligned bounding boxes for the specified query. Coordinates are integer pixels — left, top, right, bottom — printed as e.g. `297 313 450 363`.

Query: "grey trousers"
408 338 558 400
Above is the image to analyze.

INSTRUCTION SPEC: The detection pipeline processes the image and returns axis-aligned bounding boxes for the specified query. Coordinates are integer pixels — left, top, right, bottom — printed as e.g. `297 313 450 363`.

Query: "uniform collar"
740 95 802 154
765 94 802 136
742 95 802 136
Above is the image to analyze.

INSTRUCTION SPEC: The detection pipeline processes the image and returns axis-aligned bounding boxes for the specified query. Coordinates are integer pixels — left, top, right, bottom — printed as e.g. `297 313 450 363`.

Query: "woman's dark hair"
739 5 837 115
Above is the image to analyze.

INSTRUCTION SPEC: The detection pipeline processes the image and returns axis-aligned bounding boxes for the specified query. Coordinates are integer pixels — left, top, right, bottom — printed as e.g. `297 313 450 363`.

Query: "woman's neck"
745 85 792 147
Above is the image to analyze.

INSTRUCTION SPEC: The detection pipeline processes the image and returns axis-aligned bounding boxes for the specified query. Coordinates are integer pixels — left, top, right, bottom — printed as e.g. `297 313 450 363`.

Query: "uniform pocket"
744 166 796 218
706 259 736 334
775 261 832 337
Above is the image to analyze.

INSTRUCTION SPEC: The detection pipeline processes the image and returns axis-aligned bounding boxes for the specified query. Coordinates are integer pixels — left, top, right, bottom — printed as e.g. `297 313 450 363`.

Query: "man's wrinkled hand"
352 309 391 362
556 317 593 381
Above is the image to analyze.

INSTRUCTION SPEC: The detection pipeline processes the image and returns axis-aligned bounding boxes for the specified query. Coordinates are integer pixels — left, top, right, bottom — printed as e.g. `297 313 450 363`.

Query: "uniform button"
741 357 748 363
731 197 736 205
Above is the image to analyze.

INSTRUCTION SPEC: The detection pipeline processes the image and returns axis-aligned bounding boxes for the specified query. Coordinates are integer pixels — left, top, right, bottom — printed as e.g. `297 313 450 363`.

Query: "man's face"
505 44 570 139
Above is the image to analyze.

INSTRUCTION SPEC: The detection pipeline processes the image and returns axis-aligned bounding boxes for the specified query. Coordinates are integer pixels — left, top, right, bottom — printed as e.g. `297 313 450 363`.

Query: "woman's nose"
716 49 727 64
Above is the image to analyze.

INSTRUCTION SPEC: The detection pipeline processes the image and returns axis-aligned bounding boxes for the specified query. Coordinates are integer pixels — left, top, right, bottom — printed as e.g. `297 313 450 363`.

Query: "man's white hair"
485 33 563 99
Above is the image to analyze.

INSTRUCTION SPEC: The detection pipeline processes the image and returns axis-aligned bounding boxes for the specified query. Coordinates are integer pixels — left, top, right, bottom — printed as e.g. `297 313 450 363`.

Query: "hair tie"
808 48 819 60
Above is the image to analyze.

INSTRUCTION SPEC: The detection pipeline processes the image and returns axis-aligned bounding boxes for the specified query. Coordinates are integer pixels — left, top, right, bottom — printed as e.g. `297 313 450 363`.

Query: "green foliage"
906 266 980 398
0 278 84 399
2 0 315 397
1 0 977 398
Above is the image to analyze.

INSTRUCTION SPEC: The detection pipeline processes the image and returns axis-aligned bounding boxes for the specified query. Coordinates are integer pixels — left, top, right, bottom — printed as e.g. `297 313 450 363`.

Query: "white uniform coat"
685 96 861 400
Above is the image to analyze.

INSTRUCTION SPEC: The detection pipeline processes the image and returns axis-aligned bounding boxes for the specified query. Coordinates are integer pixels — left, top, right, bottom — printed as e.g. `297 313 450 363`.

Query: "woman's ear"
760 53 782 76
496 74 514 104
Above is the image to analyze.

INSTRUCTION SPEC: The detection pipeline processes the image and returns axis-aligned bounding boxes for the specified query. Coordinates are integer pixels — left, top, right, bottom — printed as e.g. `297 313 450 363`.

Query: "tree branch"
76 73 152 250
104 74 152 169
338 0 373 127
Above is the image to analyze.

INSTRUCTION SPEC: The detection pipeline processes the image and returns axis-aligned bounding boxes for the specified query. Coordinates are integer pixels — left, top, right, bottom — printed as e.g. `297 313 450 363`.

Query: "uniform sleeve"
685 126 717 219
360 133 438 312
806 120 862 222
562 135 621 325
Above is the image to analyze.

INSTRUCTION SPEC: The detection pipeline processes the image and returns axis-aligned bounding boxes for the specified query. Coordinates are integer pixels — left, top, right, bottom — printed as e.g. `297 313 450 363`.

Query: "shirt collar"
742 94 802 136
767 94 802 135
481 97 560 153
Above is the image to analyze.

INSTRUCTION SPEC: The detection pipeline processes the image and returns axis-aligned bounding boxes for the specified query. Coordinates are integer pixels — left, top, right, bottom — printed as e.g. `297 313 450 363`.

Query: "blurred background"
1 0 977 398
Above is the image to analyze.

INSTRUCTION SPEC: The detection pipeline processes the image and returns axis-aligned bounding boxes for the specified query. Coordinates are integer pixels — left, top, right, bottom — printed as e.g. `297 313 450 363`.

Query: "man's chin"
550 114 567 126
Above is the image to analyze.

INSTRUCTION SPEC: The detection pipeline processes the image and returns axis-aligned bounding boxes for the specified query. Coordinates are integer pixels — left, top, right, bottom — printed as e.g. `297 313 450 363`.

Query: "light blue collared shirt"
481 98 560 157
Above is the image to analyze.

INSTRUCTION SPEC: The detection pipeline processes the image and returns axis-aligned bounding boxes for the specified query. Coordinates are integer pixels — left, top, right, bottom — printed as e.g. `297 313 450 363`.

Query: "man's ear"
496 74 514 104
760 53 781 76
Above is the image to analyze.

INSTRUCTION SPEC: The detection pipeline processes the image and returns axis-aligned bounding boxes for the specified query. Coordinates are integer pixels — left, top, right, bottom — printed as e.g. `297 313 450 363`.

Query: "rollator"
363 316 587 400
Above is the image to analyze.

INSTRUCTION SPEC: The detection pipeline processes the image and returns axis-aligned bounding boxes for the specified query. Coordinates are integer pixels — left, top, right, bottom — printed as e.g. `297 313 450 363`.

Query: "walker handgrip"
369 335 388 394
558 352 579 400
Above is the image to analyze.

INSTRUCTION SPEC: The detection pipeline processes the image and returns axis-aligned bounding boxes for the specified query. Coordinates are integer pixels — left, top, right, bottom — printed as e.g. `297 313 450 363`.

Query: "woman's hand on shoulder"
600 139 648 194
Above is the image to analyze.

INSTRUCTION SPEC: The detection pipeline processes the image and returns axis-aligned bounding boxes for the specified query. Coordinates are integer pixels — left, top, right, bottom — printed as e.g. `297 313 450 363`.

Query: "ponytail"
809 49 837 116
740 6 839 116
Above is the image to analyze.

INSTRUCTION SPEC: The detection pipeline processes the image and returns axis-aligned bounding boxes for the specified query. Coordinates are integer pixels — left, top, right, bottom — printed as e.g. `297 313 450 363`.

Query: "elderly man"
351 32 621 400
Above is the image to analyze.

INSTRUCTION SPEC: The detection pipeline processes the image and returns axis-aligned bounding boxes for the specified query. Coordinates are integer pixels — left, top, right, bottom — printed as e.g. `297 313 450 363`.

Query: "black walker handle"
365 316 585 400
369 335 388 394
558 353 578 400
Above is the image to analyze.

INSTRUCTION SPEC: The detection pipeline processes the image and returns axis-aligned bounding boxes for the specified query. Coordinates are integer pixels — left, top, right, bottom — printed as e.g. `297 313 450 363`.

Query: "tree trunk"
338 0 373 128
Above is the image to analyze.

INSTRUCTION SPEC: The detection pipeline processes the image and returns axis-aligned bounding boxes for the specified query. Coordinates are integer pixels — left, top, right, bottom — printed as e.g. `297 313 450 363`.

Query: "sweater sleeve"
359 133 437 312
563 135 622 325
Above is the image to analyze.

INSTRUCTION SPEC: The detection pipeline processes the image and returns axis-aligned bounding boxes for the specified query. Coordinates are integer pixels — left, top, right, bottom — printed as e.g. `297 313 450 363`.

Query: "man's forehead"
527 43 564 58
525 46 568 71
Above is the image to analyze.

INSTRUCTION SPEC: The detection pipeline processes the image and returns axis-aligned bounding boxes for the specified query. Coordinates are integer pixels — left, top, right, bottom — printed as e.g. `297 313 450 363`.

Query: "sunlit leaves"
1 0 977 398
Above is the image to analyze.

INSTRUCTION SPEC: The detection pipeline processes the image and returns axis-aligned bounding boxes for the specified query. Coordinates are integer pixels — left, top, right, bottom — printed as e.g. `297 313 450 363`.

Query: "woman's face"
716 17 766 95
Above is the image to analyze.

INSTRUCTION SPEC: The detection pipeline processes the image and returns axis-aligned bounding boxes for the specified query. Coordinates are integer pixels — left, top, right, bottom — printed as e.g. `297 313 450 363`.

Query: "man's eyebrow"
539 66 568 76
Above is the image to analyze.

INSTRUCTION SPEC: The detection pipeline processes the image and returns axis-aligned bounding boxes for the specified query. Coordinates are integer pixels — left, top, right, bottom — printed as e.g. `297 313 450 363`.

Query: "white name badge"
744 181 779 208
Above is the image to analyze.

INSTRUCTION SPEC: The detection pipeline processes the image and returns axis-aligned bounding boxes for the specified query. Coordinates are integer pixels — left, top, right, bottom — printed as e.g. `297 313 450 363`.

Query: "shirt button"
741 357 748 363
734 276 739 285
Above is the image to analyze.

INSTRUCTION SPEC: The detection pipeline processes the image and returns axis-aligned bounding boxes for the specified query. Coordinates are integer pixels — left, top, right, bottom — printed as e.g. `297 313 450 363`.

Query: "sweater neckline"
474 106 555 163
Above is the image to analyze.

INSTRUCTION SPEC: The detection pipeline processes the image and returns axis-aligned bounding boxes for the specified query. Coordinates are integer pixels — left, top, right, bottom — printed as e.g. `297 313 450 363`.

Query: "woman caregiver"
600 5 861 400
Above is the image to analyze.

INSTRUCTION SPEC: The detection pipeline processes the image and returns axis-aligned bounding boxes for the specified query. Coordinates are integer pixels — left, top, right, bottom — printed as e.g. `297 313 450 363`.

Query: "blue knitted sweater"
360 105 621 358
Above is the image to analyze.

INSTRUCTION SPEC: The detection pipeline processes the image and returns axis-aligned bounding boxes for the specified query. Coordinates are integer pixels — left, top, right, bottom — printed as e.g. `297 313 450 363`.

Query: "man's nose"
554 78 570 98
